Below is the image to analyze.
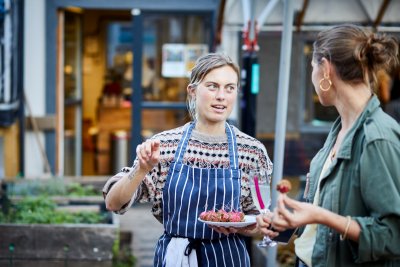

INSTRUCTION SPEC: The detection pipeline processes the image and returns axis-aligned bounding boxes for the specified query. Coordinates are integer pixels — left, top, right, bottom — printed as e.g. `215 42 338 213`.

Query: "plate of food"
198 209 257 228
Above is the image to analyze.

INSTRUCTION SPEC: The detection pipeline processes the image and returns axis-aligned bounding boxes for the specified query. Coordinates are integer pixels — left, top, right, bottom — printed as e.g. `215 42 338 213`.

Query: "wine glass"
249 168 277 247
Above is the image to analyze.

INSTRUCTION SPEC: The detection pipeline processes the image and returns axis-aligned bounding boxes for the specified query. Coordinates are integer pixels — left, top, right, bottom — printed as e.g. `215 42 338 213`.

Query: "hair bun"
362 33 399 71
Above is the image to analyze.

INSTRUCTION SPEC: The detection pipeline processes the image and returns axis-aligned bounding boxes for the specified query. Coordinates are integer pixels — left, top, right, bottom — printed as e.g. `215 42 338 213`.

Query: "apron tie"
165 233 204 266
184 238 201 256
165 237 198 267
166 232 231 266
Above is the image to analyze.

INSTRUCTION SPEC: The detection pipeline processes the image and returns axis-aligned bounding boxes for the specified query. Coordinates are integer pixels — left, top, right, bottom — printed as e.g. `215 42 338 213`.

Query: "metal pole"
267 0 294 266
240 0 258 137
131 9 143 156
18 0 25 176
256 0 280 32
241 0 250 27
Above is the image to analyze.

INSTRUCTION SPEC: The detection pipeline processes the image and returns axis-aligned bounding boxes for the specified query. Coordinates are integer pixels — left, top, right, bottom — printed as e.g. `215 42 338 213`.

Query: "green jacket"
305 95 400 267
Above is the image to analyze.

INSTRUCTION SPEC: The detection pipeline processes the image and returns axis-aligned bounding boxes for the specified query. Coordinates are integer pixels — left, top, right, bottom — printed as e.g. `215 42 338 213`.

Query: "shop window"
106 22 132 99
142 15 209 102
303 42 338 126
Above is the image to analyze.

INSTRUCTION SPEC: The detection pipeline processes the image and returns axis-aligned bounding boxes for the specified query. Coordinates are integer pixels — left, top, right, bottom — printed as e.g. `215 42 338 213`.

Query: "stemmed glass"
249 168 277 247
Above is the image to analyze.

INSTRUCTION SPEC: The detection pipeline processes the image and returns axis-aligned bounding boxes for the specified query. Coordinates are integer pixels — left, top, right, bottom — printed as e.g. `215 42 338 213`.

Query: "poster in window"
162 44 208 78
162 44 186 77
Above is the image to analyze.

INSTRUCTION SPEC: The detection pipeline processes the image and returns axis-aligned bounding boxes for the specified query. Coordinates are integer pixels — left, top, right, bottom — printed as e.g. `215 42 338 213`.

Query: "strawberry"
276 179 292 193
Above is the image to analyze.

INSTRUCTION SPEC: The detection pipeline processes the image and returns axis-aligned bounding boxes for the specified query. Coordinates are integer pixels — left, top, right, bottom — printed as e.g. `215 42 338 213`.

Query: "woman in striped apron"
103 53 274 266
155 121 249 266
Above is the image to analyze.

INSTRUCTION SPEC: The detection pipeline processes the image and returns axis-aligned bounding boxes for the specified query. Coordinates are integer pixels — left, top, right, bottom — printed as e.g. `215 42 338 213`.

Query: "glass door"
131 11 214 151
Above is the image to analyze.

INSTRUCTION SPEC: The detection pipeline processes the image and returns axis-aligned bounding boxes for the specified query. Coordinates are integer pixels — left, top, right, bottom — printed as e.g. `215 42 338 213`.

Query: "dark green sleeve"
350 139 400 263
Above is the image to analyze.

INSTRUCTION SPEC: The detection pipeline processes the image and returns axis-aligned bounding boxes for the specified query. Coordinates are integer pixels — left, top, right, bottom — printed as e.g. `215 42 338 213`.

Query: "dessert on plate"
199 209 245 222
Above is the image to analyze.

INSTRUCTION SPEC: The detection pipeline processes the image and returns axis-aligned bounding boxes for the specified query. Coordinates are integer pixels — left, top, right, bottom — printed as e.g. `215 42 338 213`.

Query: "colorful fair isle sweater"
103 123 273 223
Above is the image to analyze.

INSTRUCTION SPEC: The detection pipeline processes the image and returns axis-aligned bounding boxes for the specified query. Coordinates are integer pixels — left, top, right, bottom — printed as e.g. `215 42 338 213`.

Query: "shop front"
44 0 219 176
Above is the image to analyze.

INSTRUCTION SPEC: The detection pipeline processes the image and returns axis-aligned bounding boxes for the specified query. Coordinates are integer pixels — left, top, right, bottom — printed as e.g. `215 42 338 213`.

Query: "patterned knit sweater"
103 123 273 223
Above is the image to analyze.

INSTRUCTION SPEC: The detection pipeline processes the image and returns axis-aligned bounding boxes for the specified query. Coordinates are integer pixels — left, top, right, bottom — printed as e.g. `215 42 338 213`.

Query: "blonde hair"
186 53 240 120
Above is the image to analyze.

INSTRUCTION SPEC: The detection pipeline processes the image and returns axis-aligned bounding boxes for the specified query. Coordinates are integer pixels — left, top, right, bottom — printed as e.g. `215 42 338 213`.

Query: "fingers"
210 224 257 236
234 223 257 235
244 223 257 231
281 194 299 210
210 226 232 235
137 140 159 158
269 207 287 232
136 139 160 171
256 213 279 238
271 215 288 232
256 213 271 229
269 195 292 231
150 140 161 163
273 194 303 229
151 139 160 151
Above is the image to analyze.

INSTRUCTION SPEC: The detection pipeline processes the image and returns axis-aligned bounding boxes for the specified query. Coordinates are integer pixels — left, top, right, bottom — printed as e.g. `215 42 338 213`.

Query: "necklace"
330 148 336 160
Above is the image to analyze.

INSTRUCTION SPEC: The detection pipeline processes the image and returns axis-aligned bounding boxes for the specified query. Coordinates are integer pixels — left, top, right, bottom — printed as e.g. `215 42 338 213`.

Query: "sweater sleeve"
102 158 159 214
240 138 273 214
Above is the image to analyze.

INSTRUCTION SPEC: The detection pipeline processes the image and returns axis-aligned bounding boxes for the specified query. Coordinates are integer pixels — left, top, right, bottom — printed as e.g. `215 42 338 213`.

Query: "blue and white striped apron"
154 122 250 267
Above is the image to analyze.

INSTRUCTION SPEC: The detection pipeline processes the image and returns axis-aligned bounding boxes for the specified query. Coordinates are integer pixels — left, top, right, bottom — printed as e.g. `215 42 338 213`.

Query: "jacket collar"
330 95 380 160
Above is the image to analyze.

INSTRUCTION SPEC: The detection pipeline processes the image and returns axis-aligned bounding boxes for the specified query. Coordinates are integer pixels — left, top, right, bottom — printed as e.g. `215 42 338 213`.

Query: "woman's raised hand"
271 194 319 231
136 139 160 173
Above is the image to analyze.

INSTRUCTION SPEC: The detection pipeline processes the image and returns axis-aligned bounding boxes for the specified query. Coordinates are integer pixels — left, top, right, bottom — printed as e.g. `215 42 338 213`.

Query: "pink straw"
254 176 265 210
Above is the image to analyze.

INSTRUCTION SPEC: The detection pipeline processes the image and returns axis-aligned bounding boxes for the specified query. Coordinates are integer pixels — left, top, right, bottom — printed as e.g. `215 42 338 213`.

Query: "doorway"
57 8 214 176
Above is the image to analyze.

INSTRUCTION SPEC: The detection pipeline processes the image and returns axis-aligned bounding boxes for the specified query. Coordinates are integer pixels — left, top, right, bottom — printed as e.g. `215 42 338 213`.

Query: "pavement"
118 203 275 267
119 203 163 267
117 181 302 267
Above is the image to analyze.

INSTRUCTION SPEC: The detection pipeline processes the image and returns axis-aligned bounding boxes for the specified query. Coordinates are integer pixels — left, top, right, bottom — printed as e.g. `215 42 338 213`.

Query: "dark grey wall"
255 30 400 136
256 32 306 135
51 0 219 10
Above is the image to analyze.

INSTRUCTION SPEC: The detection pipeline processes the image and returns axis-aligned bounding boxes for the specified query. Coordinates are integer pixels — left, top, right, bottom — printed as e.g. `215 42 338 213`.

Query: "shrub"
0 196 105 224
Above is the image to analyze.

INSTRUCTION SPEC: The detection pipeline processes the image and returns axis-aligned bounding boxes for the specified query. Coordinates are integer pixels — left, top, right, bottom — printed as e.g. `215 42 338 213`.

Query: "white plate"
198 215 257 228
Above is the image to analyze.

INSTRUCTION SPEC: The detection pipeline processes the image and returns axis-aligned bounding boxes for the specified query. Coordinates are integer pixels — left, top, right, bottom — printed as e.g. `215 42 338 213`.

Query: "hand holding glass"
249 169 277 247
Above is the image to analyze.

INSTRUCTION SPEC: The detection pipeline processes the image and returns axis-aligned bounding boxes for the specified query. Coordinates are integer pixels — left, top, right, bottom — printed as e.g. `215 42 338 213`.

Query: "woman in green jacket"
257 24 400 267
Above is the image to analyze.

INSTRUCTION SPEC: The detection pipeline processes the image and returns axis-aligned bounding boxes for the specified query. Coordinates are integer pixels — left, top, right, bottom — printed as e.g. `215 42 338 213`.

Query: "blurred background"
1 0 399 178
0 0 399 266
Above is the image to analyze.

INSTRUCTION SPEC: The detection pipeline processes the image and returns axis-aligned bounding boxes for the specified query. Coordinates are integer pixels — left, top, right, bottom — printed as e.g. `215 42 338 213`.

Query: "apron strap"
225 122 238 169
174 122 195 165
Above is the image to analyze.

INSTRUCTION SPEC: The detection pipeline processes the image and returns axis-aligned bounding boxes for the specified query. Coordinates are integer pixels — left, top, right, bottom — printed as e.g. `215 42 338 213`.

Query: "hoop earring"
189 98 196 119
190 98 196 110
319 73 332 92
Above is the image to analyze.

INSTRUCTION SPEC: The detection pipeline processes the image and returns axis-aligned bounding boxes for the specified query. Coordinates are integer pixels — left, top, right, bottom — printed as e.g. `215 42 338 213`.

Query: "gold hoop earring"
319 73 332 92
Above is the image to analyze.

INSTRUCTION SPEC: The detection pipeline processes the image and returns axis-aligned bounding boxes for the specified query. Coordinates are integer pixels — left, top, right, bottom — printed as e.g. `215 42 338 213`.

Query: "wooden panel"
95 151 110 175
94 104 178 174
0 122 19 178
142 109 176 132
97 106 131 132
25 115 56 131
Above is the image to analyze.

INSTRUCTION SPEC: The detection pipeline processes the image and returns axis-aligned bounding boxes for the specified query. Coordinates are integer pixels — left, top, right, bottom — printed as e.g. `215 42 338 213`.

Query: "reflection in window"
106 22 132 100
303 42 338 126
142 15 210 102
